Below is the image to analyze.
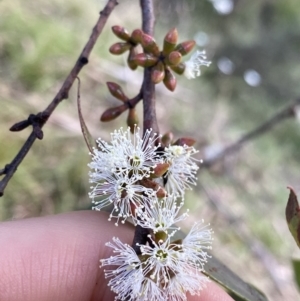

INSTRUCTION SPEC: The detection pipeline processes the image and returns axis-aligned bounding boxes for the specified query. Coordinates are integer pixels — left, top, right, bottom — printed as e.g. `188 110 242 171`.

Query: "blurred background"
1 0 300 300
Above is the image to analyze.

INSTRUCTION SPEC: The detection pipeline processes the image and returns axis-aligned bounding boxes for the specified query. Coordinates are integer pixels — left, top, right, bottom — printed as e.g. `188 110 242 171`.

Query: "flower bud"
112 25 130 41
174 137 196 147
286 187 300 248
166 51 182 66
154 231 168 243
163 67 177 91
175 40 196 56
109 42 131 55
127 108 139 133
127 47 138 70
130 202 138 219
106 82 128 102
100 104 127 122
150 163 170 178
130 29 143 44
140 178 166 197
151 61 165 84
163 27 178 55
132 53 158 67
138 178 157 192
141 33 160 56
161 132 174 146
156 186 167 198
170 62 185 75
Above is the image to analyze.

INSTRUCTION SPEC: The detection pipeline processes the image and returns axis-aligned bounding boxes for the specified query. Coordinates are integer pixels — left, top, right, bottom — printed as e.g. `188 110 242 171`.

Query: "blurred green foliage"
1 0 300 300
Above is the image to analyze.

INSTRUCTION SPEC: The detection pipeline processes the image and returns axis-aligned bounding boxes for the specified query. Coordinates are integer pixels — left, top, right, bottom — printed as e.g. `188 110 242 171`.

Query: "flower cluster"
89 127 162 225
100 26 211 133
89 127 213 301
109 26 211 91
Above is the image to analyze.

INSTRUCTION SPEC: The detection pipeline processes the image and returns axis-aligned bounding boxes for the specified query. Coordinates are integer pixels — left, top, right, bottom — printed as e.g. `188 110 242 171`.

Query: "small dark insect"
155 146 169 185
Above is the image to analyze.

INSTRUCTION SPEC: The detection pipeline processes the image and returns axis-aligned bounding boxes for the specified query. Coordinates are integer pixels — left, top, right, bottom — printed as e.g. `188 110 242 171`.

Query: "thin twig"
132 0 156 254
0 0 119 197
127 91 143 109
140 0 159 135
202 98 300 168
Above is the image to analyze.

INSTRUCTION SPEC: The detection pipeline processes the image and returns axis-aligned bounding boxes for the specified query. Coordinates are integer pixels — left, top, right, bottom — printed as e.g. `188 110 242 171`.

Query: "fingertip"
0 211 133 301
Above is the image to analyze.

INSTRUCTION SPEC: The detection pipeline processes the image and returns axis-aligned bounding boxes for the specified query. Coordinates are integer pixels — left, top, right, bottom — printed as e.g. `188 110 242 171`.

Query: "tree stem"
140 0 159 135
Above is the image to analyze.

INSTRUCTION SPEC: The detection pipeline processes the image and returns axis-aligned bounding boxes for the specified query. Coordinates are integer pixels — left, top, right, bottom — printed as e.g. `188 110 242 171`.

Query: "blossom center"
155 249 168 261
130 154 141 167
169 145 184 157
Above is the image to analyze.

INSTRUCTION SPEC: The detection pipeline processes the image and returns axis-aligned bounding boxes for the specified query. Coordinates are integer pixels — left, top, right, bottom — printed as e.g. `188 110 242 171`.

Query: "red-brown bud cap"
127 109 139 133
127 47 138 70
106 82 128 102
170 62 185 75
112 25 130 41
156 186 167 198
151 61 165 84
141 33 160 56
163 67 177 92
109 42 131 55
161 132 174 146
175 40 196 56
132 53 158 67
163 28 178 55
174 137 196 147
100 104 127 122
130 202 138 219
130 29 143 44
139 178 167 198
150 163 170 178
139 178 158 189
166 51 182 66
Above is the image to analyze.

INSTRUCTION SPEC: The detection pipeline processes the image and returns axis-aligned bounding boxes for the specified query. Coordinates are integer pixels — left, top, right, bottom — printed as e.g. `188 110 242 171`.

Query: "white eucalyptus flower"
184 50 211 79
89 127 161 180
100 237 145 300
101 237 164 301
140 238 180 288
138 278 164 301
135 194 189 235
163 145 200 197
89 171 156 225
88 126 162 224
182 220 213 270
140 229 212 297
101 222 213 301
166 270 209 301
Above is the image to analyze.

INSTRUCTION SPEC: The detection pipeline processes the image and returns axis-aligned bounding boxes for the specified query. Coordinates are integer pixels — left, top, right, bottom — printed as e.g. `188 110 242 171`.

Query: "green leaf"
172 230 269 301
286 186 300 248
292 259 300 290
76 77 96 154
203 255 268 301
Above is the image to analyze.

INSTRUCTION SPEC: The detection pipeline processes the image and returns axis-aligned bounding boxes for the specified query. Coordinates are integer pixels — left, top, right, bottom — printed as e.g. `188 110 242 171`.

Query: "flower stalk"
88 1 213 300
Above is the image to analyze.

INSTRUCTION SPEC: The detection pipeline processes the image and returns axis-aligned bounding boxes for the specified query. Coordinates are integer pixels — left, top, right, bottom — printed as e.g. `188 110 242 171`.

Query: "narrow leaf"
204 256 268 301
286 186 300 248
292 259 300 290
76 77 96 154
172 230 269 301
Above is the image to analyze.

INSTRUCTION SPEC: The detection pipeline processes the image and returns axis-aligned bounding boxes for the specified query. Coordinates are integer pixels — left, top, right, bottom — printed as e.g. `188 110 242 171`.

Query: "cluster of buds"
89 127 213 301
100 82 139 132
100 26 211 130
110 26 211 91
